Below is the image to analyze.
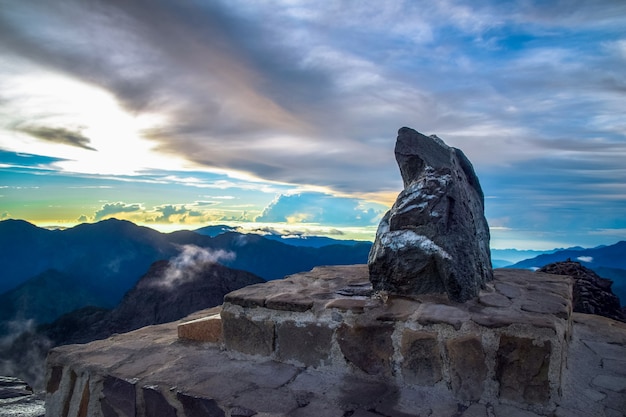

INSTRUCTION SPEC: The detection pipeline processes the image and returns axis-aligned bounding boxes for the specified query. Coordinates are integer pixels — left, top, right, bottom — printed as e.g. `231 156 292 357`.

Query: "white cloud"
256 192 385 226
153 245 236 289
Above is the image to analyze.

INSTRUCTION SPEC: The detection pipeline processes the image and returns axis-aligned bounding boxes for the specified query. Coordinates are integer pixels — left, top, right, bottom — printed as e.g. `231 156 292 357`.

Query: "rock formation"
369 127 493 302
0 376 44 417
539 260 625 322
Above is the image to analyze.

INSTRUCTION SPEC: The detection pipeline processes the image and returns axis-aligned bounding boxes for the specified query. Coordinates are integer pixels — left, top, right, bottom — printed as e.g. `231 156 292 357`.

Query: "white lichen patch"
380 229 451 260
397 202 428 215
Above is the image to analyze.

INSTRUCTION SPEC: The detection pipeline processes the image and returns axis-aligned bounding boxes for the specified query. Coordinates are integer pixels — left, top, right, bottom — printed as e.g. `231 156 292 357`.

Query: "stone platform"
220 266 572 413
44 266 626 416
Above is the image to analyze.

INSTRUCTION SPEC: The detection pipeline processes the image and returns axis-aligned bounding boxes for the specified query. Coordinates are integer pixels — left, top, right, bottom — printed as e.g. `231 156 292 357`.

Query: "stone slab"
217 266 573 413
177 313 222 342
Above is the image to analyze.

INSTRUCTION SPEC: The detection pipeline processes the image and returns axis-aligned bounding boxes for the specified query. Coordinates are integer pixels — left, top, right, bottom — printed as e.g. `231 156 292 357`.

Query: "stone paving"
44 266 626 417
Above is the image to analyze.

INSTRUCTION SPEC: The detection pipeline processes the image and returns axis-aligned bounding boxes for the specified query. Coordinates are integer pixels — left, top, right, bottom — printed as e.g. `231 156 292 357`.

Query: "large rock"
368 127 493 302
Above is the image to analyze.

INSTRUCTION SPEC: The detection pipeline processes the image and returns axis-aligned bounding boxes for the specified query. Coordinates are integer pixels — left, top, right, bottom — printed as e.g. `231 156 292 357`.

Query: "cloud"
154 245 235 289
244 225 346 237
16 125 96 151
2 0 624 195
577 256 593 263
256 192 385 226
94 202 142 221
153 204 203 223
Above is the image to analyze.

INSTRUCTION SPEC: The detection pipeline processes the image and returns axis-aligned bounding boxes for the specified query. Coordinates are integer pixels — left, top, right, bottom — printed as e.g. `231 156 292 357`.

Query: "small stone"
446 335 487 401
233 387 298 414
374 297 420 321
336 376 394 410
496 335 551 404
592 375 626 392
471 307 558 331
337 323 394 376
416 303 470 330
230 406 256 417
289 400 344 417
276 321 333 367
494 281 523 299
324 298 371 312
400 330 442 385
143 386 177 417
224 284 268 308
265 292 314 312
176 392 225 417
101 376 136 417
554 406 588 417
462 403 488 417
583 340 626 360
221 311 275 356
602 359 626 376
478 292 511 308
177 313 222 342
492 404 543 417
583 388 606 402
521 300 569 319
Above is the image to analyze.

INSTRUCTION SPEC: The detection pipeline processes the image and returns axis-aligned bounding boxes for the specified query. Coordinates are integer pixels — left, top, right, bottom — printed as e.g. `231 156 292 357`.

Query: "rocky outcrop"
368 127 492 302
40 260 265 346
539 260 625 322
0 376 44 417
108 260 265 333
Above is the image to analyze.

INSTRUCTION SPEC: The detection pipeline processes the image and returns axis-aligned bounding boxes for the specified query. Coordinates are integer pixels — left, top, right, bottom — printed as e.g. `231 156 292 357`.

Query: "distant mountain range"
490 248 559 267
1 218 624 332
0 218 372 331
195 225 366 248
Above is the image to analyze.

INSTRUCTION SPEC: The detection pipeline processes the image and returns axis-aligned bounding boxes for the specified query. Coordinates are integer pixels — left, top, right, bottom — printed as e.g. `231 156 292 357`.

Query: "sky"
0 0 625 250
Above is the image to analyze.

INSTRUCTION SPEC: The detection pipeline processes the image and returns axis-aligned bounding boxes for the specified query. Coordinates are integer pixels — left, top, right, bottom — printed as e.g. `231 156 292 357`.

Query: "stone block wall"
44 266 574 416
46 369 226 417
219 265 573 414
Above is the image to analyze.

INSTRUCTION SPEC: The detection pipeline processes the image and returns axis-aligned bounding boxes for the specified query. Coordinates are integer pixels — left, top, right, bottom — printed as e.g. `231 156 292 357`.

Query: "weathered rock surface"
220 266 572 413
368 127 492 302
539 260 625 322
0 376 44 417
44 266 626 417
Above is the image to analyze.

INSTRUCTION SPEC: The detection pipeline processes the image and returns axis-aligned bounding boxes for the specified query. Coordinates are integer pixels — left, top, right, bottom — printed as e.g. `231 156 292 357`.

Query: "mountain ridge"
0 218 371 328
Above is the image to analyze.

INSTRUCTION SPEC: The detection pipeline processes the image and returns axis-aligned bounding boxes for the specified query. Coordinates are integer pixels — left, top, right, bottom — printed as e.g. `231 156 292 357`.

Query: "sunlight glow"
0 67 185 176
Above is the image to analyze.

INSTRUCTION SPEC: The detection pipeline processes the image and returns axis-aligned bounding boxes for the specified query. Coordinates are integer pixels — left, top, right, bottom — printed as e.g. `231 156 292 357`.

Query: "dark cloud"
94 202 142 220
0 0 402 192
17 125 96 151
